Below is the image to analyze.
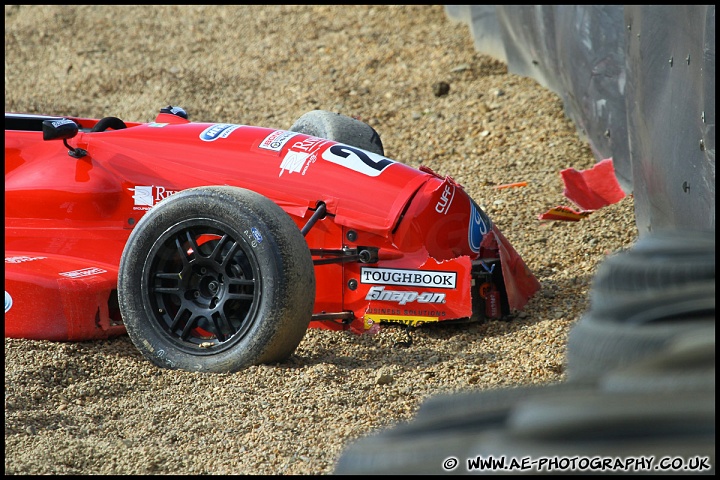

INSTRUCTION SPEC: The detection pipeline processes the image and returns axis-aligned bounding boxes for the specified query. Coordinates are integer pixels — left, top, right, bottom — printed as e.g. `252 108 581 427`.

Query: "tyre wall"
445 5 715 236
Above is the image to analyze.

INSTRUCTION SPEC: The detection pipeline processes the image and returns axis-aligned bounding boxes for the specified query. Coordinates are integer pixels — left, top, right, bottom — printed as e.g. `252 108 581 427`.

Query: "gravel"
4 5 639 475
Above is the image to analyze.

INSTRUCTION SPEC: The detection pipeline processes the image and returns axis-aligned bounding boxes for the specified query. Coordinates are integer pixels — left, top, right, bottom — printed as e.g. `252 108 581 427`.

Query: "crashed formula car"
5 107 540 372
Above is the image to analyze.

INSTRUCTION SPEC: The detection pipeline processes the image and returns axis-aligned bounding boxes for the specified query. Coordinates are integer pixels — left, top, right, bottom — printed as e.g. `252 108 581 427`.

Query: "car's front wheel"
118 186 315 373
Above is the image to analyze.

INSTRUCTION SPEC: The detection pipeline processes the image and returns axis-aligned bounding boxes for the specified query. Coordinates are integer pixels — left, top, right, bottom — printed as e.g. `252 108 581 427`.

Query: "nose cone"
393 175 492 261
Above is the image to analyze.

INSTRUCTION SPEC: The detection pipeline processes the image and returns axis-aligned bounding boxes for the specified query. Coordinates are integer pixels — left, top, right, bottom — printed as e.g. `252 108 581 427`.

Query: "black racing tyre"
566 229 715 382
117 186 315 373
91 116 127 132
588 229 715 307
289 110 385 156
600 322 715 393
566 308 714 382
335 381 715 474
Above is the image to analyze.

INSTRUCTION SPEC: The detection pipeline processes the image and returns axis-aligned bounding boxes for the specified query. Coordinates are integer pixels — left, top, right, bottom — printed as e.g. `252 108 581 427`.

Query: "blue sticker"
199 124 241 142
5 291 13 313
468 200 492 253
251 227 263 243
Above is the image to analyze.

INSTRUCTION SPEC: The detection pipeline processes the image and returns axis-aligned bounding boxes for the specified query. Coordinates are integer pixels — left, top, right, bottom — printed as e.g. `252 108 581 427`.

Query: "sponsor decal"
468 200 491 253
243 228 263 248
364 313 439 329
279 150 312 176
148 122 169 128
322 144 394 177
360 267 457 289
278 136 327 176
59 267 107 278
365 285 446 305
259 129 299 151
435 183 455 214
5 291 12 313
250 227 263 244
128 185 180 211
50 118 76 128
366 307 447 317
5 256 47 264
291 136 328 153
199 123 241 142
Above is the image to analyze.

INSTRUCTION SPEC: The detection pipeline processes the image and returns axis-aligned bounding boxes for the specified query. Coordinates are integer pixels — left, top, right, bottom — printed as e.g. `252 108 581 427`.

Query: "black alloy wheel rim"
142 219 262 354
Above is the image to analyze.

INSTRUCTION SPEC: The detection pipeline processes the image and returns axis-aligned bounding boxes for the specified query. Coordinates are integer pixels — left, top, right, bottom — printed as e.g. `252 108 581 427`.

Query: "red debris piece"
538 205 592 222
560 158 626 211
539 158 626 221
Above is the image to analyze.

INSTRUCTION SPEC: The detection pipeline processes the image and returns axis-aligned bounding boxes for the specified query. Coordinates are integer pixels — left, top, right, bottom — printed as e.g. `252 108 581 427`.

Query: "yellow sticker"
364 314 439 329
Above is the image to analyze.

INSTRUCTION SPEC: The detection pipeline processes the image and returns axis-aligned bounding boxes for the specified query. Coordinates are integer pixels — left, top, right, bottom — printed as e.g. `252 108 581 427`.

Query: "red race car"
5 107 540 372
